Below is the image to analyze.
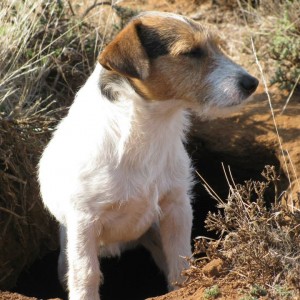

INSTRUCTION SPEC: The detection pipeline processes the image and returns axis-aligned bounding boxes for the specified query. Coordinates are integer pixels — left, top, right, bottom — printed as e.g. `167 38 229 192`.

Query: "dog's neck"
99 65 190 124
97 65 190 160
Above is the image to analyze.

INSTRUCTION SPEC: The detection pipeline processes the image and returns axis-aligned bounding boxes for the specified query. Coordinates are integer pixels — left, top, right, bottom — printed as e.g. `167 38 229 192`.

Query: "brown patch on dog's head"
99 12 218 98
127 13 220 102
99 19 150 80
99 11 258 111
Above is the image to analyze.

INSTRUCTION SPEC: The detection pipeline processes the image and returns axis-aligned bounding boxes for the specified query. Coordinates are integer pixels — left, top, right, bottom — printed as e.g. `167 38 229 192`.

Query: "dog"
38 11 258 300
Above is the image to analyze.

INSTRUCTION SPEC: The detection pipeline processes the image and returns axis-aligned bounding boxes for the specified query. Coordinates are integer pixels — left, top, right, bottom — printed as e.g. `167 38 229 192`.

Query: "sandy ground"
0 291 59 300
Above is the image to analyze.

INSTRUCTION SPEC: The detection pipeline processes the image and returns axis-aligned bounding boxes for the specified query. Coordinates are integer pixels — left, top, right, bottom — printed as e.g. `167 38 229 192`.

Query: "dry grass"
184 166 300 299
0 0 108 120
0 121 58 289
0 0 119 288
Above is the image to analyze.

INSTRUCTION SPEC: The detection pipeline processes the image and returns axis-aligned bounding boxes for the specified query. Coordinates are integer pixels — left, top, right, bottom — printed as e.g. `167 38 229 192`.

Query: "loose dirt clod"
202 258 224 278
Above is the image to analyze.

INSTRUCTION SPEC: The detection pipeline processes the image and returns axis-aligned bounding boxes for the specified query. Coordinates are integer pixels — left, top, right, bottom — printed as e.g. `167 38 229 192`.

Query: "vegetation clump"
203 285 221 299
0 0 115 288
269 3 300 90
184 166 300 299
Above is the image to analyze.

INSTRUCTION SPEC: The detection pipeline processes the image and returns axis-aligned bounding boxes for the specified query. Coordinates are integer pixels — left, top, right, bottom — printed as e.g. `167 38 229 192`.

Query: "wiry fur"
38 11 258 300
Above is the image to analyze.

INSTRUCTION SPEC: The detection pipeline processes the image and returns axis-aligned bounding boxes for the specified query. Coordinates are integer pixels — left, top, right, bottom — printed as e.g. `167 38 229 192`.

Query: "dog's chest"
89 143 188 245
96 184 160 245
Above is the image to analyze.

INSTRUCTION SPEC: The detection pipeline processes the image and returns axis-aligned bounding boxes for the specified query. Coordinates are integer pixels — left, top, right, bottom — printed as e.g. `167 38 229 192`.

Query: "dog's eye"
182 48 204 58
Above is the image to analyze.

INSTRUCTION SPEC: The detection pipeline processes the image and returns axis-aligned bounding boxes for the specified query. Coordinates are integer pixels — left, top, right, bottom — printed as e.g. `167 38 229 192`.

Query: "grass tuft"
203 285 221 299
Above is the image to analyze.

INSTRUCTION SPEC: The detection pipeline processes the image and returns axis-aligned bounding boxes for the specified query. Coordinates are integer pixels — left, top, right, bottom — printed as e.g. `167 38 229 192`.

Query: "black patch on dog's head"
136 24 170 59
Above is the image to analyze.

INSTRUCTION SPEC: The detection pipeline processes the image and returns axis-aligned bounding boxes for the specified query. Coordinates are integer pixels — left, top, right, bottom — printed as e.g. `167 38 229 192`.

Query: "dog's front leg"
66 214 101 300
159 189 193 290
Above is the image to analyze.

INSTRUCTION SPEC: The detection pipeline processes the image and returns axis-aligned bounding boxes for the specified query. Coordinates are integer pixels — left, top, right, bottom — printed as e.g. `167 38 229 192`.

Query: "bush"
268 2 300 90
184 166 300 299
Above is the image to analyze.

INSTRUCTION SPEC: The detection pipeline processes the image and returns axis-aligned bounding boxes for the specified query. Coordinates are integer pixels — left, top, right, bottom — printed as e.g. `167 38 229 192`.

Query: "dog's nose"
239 74 259 95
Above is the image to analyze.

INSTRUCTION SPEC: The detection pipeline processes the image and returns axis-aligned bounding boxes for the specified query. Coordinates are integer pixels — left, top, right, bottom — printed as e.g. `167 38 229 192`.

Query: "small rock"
202 258 224 277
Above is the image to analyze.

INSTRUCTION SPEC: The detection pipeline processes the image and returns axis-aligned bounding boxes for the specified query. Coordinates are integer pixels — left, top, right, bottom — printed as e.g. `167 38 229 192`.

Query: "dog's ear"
99 20 150 80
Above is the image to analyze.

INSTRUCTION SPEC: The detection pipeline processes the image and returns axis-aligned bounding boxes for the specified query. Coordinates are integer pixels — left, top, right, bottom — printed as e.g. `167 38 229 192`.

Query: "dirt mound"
0 291 59 300
0 121 58 289
0 291 37 300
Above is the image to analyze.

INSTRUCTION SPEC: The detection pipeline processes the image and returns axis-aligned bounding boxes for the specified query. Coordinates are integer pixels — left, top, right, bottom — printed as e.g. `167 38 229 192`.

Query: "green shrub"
269 2 300 90
204 285 220 299
250 285 267 297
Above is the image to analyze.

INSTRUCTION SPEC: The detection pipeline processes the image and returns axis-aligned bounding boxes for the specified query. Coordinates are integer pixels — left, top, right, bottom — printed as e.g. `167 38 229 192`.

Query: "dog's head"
99 11 258 118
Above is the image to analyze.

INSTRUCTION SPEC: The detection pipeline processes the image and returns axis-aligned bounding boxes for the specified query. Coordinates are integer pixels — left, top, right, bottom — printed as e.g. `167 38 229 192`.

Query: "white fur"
39 63 193 300
206 55 249 107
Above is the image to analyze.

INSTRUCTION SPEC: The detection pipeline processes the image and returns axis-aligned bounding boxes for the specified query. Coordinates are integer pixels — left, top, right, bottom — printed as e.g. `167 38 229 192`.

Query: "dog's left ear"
99 20 149 80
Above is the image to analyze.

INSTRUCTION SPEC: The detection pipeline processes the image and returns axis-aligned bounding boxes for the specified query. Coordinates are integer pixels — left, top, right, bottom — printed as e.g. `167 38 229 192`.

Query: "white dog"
38 11 258 300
